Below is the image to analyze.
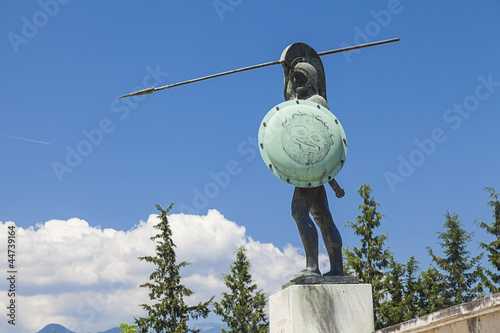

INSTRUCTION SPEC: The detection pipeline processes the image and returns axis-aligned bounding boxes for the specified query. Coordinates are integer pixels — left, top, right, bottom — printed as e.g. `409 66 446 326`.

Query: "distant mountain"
37 323 121 333
37 323 75 333
37 322 225 333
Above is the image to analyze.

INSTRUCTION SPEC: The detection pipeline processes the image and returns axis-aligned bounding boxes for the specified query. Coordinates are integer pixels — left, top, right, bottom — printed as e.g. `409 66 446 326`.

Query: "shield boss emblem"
258 99 347 188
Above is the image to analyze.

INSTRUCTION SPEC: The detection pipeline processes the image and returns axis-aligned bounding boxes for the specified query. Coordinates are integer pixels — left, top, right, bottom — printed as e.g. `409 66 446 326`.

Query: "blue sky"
1 1 500 332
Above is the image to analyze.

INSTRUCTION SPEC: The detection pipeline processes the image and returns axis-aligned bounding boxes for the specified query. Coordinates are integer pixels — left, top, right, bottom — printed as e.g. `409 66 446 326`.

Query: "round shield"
258 99 347 188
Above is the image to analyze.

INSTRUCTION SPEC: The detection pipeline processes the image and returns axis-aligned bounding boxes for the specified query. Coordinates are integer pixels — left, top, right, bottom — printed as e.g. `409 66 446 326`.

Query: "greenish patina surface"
258 99 347 188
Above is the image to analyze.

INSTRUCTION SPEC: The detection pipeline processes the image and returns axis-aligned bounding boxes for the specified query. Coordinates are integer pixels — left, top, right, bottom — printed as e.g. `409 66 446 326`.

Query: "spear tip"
116 87 156 99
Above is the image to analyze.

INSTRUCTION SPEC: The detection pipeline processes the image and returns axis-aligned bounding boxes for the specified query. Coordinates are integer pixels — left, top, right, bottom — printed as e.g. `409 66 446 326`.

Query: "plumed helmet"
291 62 319 92
280 42 327 101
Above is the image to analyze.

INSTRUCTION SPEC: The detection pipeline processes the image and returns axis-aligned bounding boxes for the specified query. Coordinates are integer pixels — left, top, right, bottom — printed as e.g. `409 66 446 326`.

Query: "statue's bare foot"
323 270 345 277
291 268 321 282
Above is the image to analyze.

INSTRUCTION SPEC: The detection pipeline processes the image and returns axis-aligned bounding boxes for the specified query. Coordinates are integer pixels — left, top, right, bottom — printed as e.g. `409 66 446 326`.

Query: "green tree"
378 257 405 327
214 246 269 333
120 323 138 333
426 212 484 309
415 266 446 316
378 256 421 327
476 187 500 294
402 256 421 320
344 183 392 329
136 204 212 333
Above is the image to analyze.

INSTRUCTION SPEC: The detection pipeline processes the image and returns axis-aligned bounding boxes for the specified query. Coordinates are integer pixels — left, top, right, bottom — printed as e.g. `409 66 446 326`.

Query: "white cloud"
0 210 317 333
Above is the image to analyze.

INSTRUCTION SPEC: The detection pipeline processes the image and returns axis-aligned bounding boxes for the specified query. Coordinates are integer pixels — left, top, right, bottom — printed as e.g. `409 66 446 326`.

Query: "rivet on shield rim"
317 104 321 109
307 183 312 187
269 164 273 169
328 176 332 180
276 106 279 111
341 160 344 165
296 100 300 104
286 178 290 183
335 119 338 124
343 138 347 145
260 143 264 149
263 122 267 127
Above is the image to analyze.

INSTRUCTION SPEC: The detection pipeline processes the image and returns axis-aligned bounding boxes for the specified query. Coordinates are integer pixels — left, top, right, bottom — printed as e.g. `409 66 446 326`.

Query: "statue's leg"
310 186 344 276
291 186 321 280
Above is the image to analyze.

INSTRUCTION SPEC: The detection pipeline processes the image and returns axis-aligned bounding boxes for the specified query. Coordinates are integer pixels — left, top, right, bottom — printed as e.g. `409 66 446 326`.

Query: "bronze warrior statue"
117 39 403 281
280 44 346 280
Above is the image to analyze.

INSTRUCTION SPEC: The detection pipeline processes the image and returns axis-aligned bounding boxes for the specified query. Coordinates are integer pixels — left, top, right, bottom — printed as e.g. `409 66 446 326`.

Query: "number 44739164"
7 225 16 270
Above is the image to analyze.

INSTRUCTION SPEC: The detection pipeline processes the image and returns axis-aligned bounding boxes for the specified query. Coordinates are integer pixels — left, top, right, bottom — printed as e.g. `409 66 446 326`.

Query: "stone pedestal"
269 283 374 333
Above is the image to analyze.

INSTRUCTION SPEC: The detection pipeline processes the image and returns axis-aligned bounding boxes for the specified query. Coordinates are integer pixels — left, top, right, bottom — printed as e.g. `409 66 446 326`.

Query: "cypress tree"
476 187 500 294
136 204 211 333
416 267 447 316
214 246 268 333
426 212 484 309
378 257 405 327
378 256 421 327
344 183 392 329
401 256 421 321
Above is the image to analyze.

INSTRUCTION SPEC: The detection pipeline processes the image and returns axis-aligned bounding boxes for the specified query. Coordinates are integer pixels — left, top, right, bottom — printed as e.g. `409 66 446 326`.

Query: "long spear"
117 37 399 99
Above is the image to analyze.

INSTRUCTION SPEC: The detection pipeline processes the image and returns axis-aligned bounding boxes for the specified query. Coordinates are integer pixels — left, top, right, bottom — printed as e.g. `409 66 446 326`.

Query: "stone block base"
269 284 374 333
